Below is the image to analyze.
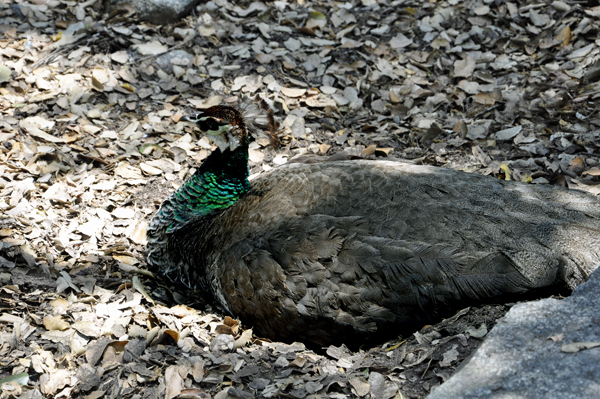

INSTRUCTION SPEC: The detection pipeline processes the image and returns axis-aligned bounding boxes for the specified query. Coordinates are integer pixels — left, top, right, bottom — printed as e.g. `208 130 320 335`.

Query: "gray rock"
155 50 194 73
105 0 200 25
427 267 600 399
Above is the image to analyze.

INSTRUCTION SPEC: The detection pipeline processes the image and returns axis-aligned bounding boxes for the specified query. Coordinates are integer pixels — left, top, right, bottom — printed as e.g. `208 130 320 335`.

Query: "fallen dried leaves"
2 0 600 397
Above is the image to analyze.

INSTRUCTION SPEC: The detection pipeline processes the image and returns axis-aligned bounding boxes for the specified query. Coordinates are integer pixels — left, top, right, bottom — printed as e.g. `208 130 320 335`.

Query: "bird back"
164 159 600 345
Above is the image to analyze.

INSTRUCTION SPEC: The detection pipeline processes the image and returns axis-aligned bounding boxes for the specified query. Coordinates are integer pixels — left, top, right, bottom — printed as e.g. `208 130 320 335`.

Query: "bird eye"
198 117 226 132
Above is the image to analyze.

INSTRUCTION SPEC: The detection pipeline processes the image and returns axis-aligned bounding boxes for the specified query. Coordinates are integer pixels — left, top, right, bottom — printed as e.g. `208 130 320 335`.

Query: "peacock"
146 102 600 347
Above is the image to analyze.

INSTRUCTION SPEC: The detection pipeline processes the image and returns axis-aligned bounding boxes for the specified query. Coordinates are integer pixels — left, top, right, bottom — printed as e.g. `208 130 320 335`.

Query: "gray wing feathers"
199 160 600 343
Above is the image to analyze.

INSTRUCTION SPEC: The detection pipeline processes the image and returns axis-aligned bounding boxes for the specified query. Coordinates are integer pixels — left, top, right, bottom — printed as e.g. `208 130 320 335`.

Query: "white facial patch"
195 116 231 152
184 113 245 152
203 119 231 136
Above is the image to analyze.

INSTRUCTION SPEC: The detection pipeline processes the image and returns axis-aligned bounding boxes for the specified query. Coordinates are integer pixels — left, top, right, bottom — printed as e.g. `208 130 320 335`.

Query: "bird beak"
181 114 198 123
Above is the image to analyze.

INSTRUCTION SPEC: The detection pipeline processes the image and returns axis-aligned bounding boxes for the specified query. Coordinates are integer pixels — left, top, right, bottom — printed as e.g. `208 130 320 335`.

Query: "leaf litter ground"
1 0 600 398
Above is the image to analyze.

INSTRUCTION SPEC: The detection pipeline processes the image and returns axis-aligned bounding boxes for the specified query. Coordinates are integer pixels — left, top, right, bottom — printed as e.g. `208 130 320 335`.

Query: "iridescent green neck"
150 142 250 235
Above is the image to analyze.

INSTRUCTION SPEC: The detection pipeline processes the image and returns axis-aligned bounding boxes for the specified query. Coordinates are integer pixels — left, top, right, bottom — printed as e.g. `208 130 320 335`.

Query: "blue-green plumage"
150 143 250 235
146 105 251 287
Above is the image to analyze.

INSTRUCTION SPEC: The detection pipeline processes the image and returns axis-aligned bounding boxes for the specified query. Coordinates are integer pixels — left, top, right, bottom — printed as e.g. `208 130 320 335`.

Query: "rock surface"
427 267 600 399
105 0 199 24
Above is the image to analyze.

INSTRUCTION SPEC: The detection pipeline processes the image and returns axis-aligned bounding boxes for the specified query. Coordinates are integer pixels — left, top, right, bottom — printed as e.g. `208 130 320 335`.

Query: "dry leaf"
500 163 512 180
556 26 571 46
548 333 565 342
281 87 306 98
233 329 253 349
582 167 600 176
561 342 600 353
43 315 70 331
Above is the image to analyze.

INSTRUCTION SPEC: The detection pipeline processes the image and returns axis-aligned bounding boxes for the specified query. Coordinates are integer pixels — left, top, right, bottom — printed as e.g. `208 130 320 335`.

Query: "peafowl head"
182 105 248 152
